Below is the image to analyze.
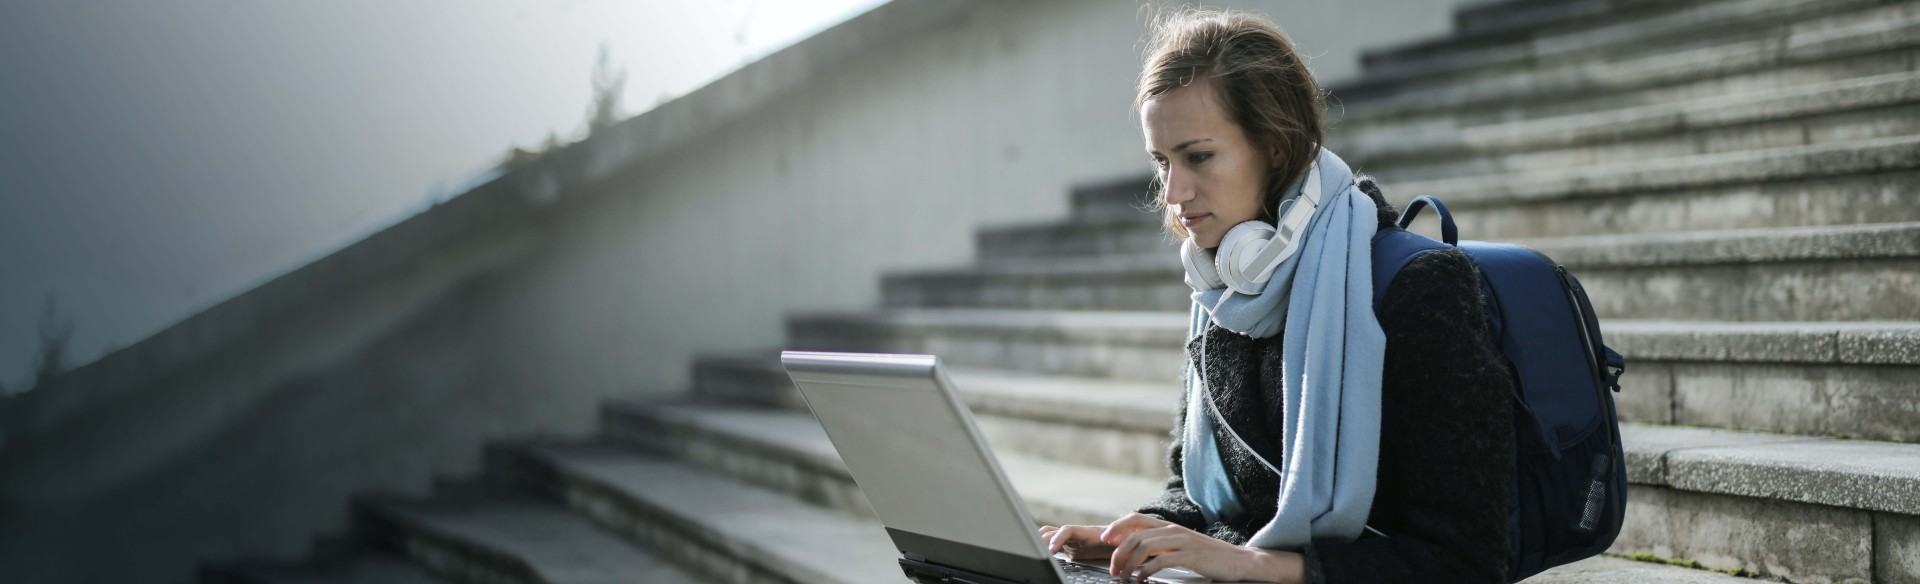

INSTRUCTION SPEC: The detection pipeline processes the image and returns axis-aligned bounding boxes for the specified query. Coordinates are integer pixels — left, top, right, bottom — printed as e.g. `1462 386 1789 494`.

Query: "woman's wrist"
1238 546 1305 584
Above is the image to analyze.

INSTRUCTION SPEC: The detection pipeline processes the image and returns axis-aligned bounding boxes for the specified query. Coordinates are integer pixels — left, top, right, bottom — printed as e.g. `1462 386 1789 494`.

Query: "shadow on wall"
0 257 615 583
1 295 78 399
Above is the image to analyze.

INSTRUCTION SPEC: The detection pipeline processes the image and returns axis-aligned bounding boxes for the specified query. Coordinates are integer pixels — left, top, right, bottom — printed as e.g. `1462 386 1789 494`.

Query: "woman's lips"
1180 213 1210 227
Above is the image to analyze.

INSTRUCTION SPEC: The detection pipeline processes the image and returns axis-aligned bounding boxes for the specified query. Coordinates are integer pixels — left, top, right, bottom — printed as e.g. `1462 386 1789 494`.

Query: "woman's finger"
1135 550 1191 580
1048 525 1096 554
1109 526 1179 576
1098 512 1168 545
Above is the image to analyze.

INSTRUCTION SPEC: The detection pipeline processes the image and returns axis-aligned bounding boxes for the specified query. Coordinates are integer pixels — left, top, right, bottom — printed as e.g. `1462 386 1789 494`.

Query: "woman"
1038 8 1516 584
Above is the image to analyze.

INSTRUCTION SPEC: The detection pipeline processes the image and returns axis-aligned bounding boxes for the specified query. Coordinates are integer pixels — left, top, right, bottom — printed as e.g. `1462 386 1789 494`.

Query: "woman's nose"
1160 169 1194 205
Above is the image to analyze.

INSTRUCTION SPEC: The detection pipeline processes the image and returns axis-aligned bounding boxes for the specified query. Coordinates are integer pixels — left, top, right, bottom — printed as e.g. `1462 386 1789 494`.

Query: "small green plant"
584 43 627 134
24 294 74 393
494 43 628 174
1616 551 1766 579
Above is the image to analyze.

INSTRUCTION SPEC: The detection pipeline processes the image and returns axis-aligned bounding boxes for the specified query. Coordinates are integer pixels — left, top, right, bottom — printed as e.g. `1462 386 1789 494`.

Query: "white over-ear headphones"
1181 159 1327 295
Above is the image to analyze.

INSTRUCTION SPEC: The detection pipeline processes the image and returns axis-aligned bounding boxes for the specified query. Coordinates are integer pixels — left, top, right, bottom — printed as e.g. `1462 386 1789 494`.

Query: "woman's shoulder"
1376 246 1491 336
1380 246 1481 303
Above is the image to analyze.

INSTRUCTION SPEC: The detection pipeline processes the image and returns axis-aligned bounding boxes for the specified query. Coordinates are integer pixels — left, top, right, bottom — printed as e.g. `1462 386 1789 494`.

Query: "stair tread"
514 440 910 584
1340 1 1920 120
710 350 1176 432
1350 0 1885 96
1623 424 1920 515
1530 555 1777 583
1346 70 1920 163
608 401 1168 522
358 492 712 584
1082 132 1920 214
206 551 442 584
944 221 1920 274
518 433 1771 584
678 352 1920 515
1393 133 1920 205
793 307 1190 335
794 309 1920 365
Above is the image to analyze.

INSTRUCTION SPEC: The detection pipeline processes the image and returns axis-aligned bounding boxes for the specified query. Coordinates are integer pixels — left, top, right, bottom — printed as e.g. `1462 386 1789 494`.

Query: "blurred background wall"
0 1 1471 582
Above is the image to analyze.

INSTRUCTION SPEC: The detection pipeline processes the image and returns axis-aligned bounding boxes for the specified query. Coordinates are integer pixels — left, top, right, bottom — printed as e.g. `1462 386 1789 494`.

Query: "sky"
0 0 890 392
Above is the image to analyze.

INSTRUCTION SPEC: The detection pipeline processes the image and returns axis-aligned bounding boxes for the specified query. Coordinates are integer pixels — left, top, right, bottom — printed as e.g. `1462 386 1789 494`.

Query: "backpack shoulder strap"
1371 225 1451 314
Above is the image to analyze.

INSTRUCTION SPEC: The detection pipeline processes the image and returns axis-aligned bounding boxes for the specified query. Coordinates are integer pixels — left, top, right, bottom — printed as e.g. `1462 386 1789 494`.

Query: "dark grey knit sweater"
1136 180 1517 583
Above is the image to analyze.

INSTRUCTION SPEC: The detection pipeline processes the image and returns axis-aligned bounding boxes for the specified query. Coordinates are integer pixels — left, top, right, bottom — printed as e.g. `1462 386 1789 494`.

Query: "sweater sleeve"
1134 346 1268 545
1133 374 1211 532
1300 248 1516 583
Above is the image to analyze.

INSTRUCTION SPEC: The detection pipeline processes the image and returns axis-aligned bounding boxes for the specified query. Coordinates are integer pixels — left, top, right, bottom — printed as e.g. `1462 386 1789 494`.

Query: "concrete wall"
0 1 1469 582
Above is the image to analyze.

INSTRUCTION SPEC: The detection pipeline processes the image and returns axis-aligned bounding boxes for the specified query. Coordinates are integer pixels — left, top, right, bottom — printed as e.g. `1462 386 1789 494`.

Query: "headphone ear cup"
1216 220 1278 295
1181 238 1223 291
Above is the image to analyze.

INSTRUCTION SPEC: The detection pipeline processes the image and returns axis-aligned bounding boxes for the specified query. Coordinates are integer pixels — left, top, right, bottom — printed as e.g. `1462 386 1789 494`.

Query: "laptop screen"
781 352 1047 561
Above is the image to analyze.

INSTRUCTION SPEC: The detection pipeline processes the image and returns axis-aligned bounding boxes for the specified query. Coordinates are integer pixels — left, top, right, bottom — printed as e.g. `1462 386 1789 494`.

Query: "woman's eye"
1188 153 1211 164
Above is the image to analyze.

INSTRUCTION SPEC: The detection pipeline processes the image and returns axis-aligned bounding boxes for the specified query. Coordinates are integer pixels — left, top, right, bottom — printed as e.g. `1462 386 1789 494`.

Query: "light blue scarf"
1180 146 1386 550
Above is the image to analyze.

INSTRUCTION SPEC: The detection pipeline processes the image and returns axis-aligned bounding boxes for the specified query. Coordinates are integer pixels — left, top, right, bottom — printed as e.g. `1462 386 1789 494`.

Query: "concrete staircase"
200 0 1919 582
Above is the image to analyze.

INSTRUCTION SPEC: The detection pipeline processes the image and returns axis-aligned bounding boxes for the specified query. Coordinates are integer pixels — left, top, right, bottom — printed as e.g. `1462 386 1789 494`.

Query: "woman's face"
1141 81 1275 250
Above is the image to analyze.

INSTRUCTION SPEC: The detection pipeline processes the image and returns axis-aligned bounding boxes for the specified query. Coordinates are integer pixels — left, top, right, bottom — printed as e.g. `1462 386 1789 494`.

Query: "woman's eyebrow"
1148 137 1213 156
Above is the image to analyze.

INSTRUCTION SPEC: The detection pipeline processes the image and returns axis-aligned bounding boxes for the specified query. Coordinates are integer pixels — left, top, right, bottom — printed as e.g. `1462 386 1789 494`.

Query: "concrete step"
908 222 1920 321
1069 133 1920 240
1333 1 1920 124
198 547 443 584
482 438 910 584
785 308 1189 382
1360 0 1871 82
1066 175 1153 222
681 349 1920 523
1348 72 1920 183
1389 133 1920 210
603 398 1897 581
687 353 1178 476
348 488 712 584
484 435 1769 584
1527 555 1786 583
974 213 1172 264
784 310 1920 442
672 364 1920 530
1000 170 1920 259
596 400 1168 525
1339 0 1896 109
1618 424 1920 583
786 309 1920 375
605 385 1917 582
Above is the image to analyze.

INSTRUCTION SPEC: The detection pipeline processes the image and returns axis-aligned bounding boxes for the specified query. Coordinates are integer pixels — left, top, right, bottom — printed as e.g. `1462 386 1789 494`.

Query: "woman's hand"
1038 523 1118 561
1102 513 1305 583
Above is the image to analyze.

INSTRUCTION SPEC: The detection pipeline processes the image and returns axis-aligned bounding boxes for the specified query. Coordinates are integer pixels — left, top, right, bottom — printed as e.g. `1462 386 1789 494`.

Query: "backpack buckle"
1601 346 1626 393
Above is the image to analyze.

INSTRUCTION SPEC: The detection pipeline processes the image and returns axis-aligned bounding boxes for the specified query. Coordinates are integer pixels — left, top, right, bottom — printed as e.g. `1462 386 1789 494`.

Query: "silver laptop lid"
780 351 1046 561
780 350 1211 584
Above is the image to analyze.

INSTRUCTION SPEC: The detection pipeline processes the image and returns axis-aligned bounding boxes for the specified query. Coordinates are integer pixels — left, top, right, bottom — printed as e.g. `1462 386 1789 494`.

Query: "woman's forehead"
1143 84 1237 153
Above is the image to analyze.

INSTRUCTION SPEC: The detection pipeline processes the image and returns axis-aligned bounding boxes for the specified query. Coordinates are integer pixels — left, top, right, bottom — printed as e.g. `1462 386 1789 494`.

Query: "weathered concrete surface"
0 1 1480 581
353 493 711 584
1665 439 1920 516
1880 512 1920 584
494 441 909 584
1665 362 1920 443
1611 486 1873 584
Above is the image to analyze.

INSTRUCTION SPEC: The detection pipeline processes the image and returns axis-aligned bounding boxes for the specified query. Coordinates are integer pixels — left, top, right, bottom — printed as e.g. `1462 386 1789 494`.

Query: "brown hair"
1133 6 1327 241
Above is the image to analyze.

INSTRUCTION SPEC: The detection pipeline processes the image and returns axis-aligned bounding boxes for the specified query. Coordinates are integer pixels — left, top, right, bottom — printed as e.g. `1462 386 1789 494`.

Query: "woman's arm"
1301 248 1516 583
1133 382 1214 532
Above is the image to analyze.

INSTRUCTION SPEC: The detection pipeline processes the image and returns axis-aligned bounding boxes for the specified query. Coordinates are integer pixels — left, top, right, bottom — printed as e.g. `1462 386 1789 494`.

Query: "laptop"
779 350 1209 584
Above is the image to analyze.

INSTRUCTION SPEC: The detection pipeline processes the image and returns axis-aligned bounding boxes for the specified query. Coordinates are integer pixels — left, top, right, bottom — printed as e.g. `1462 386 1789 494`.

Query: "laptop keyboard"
1056 558 1148 583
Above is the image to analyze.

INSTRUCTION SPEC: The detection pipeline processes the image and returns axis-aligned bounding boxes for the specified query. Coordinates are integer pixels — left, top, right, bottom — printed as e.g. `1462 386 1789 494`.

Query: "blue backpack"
1368 195 1629 582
